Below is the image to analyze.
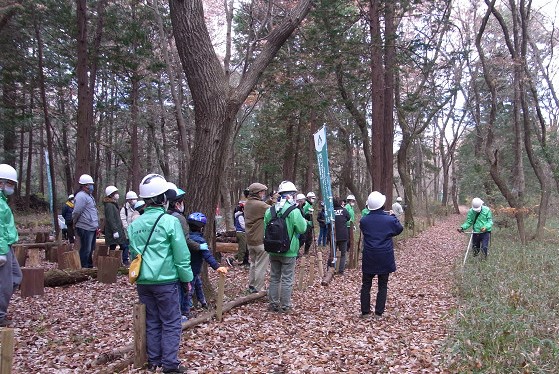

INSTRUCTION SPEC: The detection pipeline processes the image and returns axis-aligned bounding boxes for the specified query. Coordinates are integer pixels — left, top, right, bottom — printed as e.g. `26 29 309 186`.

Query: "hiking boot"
473 247 480 257
360 312 371 319
280 306 293 314
268 304 280 313
374 313 383 320
146 363 160 372
163 365 187 373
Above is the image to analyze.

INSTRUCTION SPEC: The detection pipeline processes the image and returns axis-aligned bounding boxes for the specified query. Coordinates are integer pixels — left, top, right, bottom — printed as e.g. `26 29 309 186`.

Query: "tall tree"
169 0 314 232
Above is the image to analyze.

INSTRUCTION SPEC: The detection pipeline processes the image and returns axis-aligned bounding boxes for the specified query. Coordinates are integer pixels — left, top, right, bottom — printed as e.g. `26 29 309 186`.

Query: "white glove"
0 254 6 267
113 232 119 239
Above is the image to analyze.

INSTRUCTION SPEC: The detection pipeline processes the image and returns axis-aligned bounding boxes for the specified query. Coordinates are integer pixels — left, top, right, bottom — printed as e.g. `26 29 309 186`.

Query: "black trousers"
360 273 390 316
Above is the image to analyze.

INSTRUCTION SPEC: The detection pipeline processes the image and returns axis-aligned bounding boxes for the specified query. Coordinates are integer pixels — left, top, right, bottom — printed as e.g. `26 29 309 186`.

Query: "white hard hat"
78 174 94 185
134 200 145 210
105 185 118 197
366 191 386 211
0 164 18 183
278 180 297 194
167 182 178 192
296 193 306 201
125 191 138 200
306 192 316 198
68 194 74 200
396 196 402 202
139 173 169 198
472 197 484 212
346 194 355 201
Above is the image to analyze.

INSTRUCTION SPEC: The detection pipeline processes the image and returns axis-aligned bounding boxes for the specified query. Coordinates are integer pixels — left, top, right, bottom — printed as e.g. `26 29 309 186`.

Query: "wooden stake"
317 252 324 279
0 328 14 374
307 255 316 287
97 257 121 284
216 272 226 322
132 304 146 368
59 251 81 270
297 256 307 290
20 268 45 297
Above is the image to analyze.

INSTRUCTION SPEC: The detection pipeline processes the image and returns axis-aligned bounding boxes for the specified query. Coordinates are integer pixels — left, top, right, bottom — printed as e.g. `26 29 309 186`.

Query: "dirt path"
9 211 468 373
181 212 467 373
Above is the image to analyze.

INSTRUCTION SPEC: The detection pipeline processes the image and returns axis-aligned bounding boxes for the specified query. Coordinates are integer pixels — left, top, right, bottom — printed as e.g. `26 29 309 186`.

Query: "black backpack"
264 204 298 253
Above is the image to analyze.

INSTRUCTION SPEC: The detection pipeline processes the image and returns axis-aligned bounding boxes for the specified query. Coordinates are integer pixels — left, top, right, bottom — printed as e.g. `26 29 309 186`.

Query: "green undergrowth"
445 231 559 373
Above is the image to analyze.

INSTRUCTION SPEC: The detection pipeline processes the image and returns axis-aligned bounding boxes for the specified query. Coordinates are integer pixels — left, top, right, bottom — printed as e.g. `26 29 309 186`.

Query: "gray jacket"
72 190 99 231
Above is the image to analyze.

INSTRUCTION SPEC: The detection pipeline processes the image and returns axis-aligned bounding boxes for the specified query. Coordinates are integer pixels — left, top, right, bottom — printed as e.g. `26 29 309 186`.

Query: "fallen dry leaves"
8 211 468 373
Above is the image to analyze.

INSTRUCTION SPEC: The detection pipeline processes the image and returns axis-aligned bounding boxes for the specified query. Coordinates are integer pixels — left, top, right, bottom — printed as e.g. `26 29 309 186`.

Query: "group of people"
0 160 494 372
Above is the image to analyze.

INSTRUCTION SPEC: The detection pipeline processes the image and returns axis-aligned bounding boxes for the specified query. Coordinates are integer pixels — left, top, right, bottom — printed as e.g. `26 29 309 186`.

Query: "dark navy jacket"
188 231 220 277
359 209 403 274
333 205 351 242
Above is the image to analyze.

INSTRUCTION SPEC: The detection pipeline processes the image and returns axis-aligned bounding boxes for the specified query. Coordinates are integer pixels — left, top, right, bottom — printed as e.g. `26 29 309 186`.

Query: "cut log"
97 256 121 284
59 251 81 270
109 249 122 260
13 246 27 267
321 267 336 286
34 231 49 243
215 242 238 253
93 291 267 367
26 249 42 267
20 268 44 297
0 328 14 374
93 245 109 267
44 269 98 287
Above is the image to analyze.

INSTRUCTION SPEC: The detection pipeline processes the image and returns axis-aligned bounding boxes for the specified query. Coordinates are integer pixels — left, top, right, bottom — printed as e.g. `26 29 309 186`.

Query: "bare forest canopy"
1 0 558 243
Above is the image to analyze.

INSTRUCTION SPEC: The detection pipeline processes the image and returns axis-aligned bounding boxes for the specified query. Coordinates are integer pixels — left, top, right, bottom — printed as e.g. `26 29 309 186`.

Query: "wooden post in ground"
59 251 81 270
26 249 41 267
20 268 44 297
306 255 316 288
216 272 226 322
317 252 324 279
0 328 14 374
12 246 27 267
55 244 69 265
297 256 307 290
132 304 146 368
97 256 121 284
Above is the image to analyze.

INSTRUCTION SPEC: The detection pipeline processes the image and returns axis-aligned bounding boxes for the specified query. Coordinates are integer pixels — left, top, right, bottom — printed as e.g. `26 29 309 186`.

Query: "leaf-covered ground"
8 211 467 373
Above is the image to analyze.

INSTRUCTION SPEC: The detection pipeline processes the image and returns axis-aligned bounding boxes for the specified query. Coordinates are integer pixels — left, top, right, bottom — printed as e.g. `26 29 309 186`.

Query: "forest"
1 0 559 242
2 0 559 373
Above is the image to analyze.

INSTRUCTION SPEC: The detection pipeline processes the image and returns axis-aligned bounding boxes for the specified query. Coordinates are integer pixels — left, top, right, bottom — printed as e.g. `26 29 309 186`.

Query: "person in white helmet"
359 191 403 319
345 194 356 250
0 164 22 327
264 181 308 312
244 182 271 293
458 197 493 258
103 186 129 265
392 196 404 219
72 174 99 268
61 194 75 243
128 173 193 373
120 191 139 231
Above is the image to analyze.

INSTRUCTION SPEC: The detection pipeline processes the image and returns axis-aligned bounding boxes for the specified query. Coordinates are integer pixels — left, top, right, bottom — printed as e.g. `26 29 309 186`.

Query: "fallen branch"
93 290 267 367
44 269 97 287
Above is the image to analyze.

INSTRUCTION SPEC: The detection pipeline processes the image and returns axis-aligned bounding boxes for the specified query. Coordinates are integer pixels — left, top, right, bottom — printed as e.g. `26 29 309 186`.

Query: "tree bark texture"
169 0 314 229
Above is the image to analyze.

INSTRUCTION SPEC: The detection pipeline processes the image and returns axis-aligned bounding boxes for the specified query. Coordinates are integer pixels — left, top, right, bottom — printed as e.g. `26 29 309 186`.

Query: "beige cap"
248 182 268 195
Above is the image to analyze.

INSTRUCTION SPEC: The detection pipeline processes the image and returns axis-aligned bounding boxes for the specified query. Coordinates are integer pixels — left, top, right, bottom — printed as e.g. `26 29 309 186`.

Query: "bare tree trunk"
169 0 313 241
34 9 59 233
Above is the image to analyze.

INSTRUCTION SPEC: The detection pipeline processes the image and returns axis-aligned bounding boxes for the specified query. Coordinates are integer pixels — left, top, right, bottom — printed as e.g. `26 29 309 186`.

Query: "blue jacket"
359 209 403 274
188 231 220 277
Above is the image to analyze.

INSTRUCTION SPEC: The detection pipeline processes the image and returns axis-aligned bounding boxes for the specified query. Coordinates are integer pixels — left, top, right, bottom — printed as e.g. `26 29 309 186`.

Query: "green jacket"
128 206 193 284
460 206 493 233
345 204 355 227
0 192 18 255
361 207 370 216
264 201 308 258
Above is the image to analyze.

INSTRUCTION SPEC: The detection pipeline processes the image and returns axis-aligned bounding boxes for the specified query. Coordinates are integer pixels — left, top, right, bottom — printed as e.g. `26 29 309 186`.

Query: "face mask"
130 199 137 205
164 201 169 211
2 186 14 196
113 194 120 200
350 202 355 206
88 185 94 193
